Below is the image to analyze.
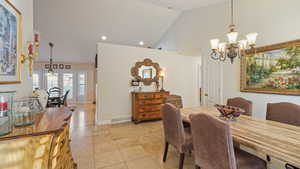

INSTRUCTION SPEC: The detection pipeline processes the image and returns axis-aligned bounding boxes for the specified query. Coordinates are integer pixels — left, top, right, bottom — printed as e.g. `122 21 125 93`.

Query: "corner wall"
157 0 300 119
0 0 34 97
97 43 201 123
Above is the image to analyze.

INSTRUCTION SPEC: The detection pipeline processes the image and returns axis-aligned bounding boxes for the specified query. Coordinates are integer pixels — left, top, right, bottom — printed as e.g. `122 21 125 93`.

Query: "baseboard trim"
97 120 112 125
96 116 132 125
111 117 131 124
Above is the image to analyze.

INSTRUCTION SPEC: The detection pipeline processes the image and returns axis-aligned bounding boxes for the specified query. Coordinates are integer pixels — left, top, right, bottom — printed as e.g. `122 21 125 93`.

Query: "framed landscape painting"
241 39 300 96
0 0 22 84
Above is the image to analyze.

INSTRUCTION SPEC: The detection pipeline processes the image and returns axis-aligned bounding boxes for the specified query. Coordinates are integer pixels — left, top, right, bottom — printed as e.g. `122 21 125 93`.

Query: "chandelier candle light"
210 0 258 63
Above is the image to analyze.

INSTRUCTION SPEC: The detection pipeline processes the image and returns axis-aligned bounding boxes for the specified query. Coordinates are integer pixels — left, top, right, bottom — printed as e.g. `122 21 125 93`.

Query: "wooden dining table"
181 106 300 169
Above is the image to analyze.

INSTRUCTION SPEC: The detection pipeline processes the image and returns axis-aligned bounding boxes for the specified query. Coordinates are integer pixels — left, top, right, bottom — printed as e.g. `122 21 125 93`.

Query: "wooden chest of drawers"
132 91 170 124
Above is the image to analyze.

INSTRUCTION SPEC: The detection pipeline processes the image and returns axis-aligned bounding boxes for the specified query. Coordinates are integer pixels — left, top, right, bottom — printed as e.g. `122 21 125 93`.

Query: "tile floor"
70 104 195 169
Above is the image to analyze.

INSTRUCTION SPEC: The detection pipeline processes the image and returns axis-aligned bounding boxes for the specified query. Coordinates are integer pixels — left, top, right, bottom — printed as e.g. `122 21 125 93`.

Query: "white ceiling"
34 0 180 63
140 0 227 11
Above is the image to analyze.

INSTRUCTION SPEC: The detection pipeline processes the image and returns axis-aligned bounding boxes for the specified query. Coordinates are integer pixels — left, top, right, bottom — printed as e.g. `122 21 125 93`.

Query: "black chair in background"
47 87 63 107
60 90 70 107
48 87 62 97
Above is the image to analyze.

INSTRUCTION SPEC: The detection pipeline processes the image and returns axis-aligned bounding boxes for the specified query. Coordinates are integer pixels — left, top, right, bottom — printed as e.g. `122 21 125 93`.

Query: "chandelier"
210 0 258 63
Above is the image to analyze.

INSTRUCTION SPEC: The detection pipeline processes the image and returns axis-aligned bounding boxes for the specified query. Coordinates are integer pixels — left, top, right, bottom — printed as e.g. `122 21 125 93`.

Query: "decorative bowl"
215 104 245 120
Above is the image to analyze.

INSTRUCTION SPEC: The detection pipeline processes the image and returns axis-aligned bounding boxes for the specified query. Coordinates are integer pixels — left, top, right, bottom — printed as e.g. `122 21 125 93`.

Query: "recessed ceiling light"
101 36 107 41
139 41 144 46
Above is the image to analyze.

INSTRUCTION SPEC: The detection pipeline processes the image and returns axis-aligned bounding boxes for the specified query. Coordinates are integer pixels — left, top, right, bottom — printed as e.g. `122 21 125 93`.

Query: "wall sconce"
20 32 40 77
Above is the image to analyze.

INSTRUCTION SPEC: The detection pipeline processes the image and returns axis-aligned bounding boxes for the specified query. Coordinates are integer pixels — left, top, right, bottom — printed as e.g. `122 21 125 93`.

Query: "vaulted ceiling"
34 0 225 63
141 0 227 10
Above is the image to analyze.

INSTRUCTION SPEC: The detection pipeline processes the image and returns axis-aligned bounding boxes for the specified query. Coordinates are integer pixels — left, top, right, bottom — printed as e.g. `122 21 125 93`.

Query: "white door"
203 56 223 106
77 72 87 103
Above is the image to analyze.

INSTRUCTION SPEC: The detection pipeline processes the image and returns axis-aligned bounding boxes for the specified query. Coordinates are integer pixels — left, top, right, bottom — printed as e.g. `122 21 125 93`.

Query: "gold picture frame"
241 39 300 96
0 0 22 84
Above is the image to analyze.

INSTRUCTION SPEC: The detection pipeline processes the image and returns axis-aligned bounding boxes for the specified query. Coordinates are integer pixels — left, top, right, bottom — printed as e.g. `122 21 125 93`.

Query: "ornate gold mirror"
131 58 161 85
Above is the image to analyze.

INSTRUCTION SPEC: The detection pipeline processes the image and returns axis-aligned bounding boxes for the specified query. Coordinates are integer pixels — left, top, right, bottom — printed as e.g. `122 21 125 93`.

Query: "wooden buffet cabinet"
132 91 170 123
0 107 77 169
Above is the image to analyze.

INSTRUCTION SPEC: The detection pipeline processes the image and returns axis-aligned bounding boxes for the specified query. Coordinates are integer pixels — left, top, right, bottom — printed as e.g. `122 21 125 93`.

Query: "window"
32 73 40 90
63 73 73 99
46 73 58 91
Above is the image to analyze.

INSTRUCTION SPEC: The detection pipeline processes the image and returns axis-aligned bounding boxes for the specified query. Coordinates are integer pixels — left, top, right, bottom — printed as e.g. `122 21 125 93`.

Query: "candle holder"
0 91 15 136
20 32 40 77
159 68 166 92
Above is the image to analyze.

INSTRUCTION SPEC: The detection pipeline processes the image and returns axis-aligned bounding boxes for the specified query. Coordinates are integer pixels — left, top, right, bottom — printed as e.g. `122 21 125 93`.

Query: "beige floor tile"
126 156 162 169
97 162 128 169
94 141 119 153
120 145 149 161
142 143 164 155
70 104 195 169
94 150 124 168
76 158 95 169
115 137 141 148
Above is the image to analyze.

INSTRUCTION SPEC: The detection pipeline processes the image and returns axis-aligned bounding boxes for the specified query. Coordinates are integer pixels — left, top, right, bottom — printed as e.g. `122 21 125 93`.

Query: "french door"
41 71 88 104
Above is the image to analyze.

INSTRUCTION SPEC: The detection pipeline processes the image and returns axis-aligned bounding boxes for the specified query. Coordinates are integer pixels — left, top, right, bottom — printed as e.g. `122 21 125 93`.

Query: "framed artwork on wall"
241 39 300 96
0 0 22 84
59 64 64 69
65 65 71 69
52 64 58 69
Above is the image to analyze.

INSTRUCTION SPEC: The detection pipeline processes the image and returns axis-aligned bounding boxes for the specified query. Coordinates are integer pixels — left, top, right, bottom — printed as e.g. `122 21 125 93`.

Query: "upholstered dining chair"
190 113 266 169
227 97 253 116
161 103 193 169
165 95 183 109
266 102 300 126
165 95 190 129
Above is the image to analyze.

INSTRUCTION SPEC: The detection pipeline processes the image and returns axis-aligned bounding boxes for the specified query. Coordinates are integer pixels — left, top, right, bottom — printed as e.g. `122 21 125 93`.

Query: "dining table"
181 106 300 169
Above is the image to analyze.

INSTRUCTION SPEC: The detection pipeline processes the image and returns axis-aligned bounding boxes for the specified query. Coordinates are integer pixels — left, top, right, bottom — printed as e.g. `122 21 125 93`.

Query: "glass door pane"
33 73 40 90
46 73 58 91
63 73 73 99
78 72 87 103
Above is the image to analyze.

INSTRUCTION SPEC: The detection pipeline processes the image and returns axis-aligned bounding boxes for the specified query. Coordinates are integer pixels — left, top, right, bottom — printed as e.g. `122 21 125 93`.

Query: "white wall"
97 43 201 123
157 0 300 119
0 0 33 97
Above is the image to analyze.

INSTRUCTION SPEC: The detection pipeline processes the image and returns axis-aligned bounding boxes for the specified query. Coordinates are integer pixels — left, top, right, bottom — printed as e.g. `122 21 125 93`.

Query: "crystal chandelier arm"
210 50 220 60
220 51 227 61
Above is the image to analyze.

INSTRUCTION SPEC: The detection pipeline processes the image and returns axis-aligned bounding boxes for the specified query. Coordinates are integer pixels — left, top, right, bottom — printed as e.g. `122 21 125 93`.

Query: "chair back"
227 97 253 116
190 113 237 169
165 95 183 109
48 87 62 97
267 102 300 126
62 90 70 106
161 103 185 151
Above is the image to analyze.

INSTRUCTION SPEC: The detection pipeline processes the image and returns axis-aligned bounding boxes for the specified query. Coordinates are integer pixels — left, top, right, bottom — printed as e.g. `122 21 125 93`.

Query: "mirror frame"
131 58 161 85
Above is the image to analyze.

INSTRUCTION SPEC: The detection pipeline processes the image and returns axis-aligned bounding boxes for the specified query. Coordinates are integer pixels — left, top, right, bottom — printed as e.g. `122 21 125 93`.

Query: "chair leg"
195 165 201 169
179 153 185 169
163 142 169 162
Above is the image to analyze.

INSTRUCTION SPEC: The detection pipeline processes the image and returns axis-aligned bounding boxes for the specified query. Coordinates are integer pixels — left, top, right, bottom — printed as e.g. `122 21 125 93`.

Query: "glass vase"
0 91 15 136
